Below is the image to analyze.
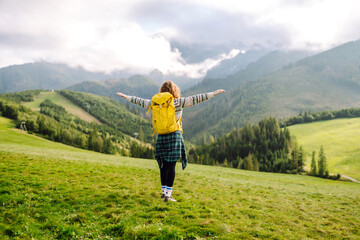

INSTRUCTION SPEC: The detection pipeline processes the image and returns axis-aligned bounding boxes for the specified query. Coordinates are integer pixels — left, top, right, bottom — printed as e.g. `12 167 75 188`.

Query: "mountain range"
1 40 359 144
182 40 360 143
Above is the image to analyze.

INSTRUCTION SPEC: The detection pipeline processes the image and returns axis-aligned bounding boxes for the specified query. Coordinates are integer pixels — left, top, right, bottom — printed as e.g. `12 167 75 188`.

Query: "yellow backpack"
147 92 182 135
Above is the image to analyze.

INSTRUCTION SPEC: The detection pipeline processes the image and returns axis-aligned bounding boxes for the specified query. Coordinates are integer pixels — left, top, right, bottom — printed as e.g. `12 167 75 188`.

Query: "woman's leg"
163 161 177 201
164 161 176 187
160 160 167 186
160 160 167 197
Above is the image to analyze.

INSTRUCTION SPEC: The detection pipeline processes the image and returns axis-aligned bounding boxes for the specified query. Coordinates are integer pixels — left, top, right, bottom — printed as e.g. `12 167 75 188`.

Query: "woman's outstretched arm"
181 89 225 108
116 92 151 109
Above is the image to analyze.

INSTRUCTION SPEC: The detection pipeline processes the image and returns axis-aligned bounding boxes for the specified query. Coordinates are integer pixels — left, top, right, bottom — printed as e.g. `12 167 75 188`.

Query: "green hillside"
0 90 154 158
2 89 154 141
182 40 360 143
288 118 360 180
23 91 102 124
1 116 359 239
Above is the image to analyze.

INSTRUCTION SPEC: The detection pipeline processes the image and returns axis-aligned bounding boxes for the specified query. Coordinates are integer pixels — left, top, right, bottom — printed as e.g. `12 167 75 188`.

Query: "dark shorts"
155 131 188 170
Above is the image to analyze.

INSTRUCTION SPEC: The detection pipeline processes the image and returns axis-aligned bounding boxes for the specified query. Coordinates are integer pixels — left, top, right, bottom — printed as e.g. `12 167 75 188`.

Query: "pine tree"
88 126 99 151
310 151 317 176
237 157 243 169
321 146 329 177
318 146 326 177
223 158 228 167
291 142 299 170
246 153 254 171
253 156 259 171
298 146 304 172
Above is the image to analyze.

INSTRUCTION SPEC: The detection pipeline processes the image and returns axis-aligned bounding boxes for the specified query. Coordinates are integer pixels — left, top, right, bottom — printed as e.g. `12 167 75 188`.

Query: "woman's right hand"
214 89 226 96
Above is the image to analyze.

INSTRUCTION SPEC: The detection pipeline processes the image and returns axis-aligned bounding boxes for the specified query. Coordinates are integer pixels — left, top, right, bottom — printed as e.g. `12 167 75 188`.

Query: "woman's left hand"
116 92 127 99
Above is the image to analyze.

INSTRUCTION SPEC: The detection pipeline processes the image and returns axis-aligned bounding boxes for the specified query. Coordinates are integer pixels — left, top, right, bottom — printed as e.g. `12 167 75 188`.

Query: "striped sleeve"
126 95 151 109
182 92 215 108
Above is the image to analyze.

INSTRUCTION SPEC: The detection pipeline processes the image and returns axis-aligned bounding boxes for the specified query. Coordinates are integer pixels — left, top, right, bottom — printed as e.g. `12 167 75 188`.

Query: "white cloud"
189 0 360 50
0 0 359 78
161 48 241 78
0 0 241 78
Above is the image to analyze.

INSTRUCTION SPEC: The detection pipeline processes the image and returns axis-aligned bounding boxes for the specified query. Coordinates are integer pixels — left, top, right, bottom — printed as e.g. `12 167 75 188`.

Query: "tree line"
1 89 42 102
280 108 360 127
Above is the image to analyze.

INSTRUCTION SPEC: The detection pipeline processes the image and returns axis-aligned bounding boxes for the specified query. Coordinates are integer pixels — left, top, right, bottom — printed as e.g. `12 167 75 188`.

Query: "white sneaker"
164 195 177 202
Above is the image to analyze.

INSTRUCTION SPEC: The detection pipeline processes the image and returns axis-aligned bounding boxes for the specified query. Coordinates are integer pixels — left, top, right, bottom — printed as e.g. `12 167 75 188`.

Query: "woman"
116 80 225 202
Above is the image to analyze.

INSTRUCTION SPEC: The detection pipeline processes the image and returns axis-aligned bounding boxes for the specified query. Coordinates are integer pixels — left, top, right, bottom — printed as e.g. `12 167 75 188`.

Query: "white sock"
162 186 167 195
166 187 173 197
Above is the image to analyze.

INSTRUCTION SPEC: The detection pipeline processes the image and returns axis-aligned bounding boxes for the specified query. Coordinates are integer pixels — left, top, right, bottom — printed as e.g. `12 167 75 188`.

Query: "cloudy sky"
0 0 359 78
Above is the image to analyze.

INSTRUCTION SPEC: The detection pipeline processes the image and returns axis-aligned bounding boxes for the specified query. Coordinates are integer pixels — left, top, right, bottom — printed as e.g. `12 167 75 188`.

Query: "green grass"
23 91 102 124
289 118 360 180
1 117 359 239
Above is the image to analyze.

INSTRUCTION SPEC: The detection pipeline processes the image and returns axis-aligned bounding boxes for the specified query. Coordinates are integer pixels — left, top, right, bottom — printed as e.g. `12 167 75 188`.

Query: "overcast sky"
0 0 359 78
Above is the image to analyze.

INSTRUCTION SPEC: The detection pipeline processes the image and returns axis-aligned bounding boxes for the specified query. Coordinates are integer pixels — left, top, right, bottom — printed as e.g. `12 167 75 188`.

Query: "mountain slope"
204 48 268 79
22 91 102 124
184 50 311 96
182 50 312 141
182 40 360 143
0 62 109 93
67 75 159 100
1 116 359 239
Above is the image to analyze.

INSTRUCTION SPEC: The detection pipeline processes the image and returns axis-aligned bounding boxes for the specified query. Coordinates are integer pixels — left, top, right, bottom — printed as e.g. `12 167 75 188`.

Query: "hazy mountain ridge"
183 50 311 96
67 75 160 100
0 62 110 93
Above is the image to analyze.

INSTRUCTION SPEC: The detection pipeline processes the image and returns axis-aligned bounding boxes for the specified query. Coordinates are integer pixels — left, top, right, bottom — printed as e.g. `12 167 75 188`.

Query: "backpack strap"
177 118 183 134
147 104 152 115
147 104 156 136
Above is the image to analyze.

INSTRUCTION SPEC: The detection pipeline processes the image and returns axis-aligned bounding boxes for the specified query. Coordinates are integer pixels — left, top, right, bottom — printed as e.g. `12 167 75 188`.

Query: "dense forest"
189 117 305 174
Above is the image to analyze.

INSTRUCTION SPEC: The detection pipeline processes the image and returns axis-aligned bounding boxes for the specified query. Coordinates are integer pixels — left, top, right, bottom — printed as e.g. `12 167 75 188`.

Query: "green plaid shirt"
155 131 188 170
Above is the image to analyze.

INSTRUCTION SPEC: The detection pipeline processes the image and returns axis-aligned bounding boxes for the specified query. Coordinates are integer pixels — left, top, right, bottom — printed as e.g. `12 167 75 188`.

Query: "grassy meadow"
22 91 102 124
0 116 359 239
289 118 360 180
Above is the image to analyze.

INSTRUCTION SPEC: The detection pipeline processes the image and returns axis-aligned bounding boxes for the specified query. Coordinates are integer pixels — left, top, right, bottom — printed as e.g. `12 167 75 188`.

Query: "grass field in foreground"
22 91 102 124
288 118 360 180
0 117 359 239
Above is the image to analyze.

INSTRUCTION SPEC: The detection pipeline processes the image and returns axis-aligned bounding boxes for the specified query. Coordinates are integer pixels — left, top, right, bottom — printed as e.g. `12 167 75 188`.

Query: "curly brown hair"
160 80 181 98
